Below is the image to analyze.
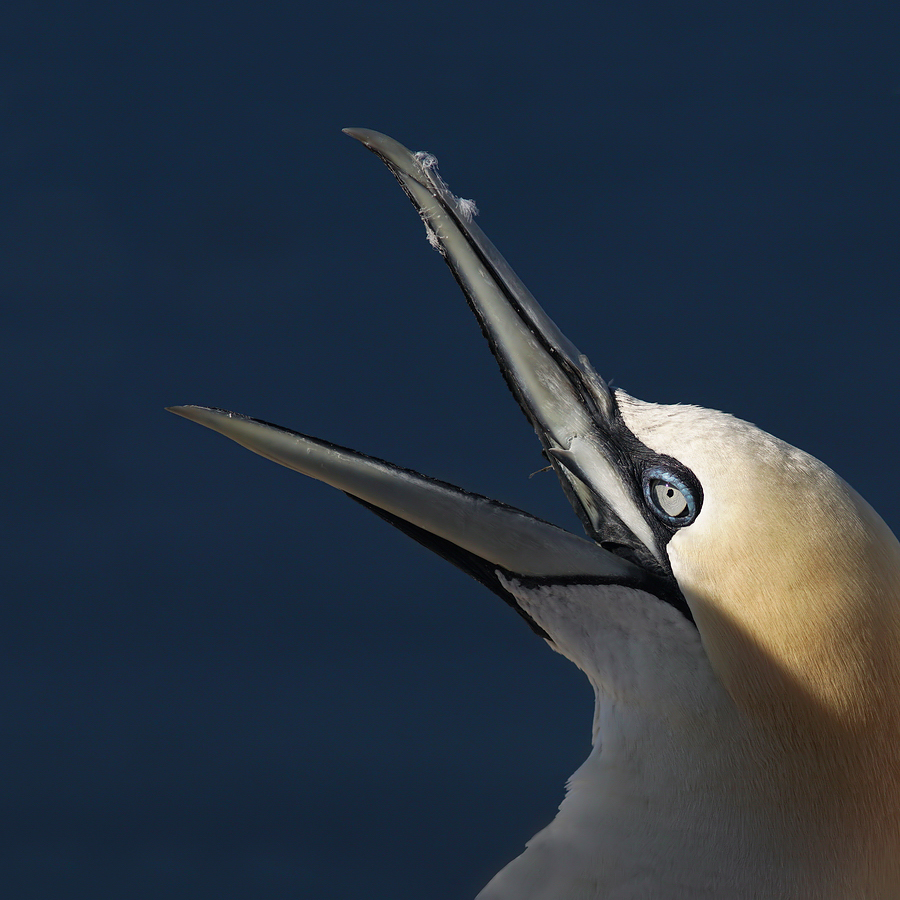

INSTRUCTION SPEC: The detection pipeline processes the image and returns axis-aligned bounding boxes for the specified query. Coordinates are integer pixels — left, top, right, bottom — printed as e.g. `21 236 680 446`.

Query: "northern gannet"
170 130 900 898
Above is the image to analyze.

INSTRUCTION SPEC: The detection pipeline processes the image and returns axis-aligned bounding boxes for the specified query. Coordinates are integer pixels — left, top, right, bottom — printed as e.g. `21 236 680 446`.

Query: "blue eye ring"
642 466 699 527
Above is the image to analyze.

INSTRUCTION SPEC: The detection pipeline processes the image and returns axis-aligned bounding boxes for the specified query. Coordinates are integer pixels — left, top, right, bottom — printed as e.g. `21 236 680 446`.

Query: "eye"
643 467 699 527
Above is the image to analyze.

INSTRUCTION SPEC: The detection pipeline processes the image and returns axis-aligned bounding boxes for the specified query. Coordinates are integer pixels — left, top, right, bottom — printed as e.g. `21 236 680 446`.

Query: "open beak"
170 129 689 631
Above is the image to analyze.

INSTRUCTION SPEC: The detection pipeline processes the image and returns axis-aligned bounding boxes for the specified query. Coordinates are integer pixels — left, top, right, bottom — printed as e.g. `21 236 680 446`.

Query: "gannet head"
170 130 900 894
170 127 900 735
613 393 900 730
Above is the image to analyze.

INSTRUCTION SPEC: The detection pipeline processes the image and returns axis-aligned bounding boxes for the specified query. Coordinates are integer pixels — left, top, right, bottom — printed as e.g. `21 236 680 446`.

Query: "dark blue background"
4 5 900 898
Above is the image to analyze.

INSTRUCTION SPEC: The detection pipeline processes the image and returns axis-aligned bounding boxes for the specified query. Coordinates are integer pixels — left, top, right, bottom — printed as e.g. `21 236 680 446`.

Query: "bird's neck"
476 698 769 899
477 693 900 899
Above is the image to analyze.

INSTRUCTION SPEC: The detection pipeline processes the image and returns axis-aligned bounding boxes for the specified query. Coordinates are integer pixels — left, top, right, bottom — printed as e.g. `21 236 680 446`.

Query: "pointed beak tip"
167 405 216 427
342 128 423 176
342 127 381 148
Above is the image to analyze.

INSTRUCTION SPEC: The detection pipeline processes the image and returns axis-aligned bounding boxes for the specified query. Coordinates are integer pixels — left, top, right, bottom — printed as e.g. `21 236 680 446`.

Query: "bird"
169 129 900 898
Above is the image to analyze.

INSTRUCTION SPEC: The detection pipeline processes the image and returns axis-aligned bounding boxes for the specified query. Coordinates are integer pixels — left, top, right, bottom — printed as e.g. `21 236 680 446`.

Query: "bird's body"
171 131 900 898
